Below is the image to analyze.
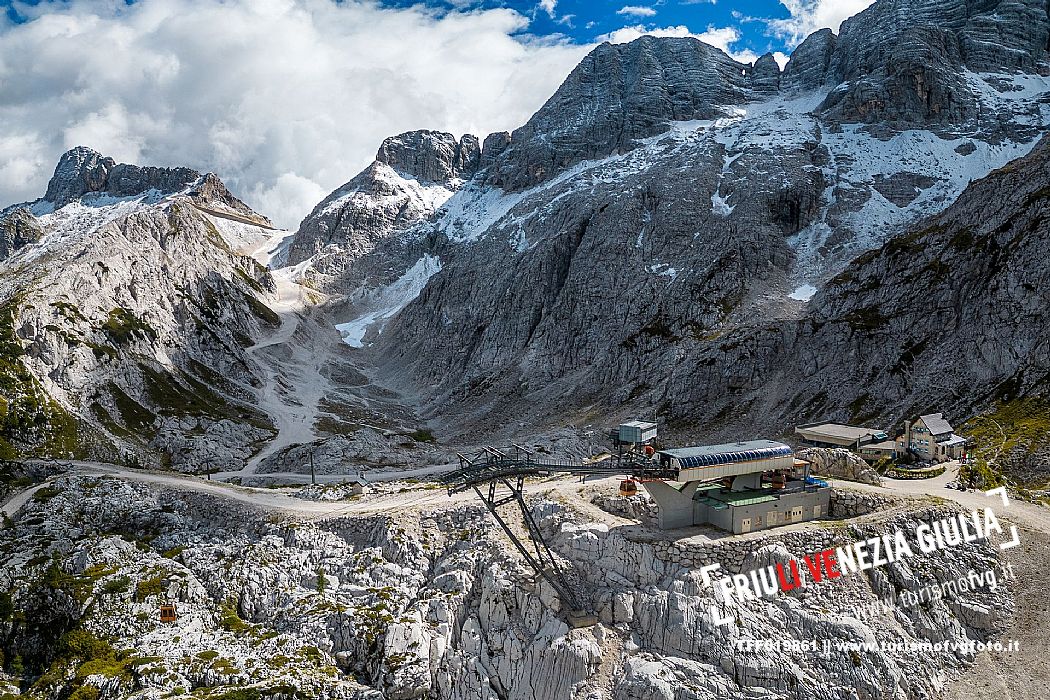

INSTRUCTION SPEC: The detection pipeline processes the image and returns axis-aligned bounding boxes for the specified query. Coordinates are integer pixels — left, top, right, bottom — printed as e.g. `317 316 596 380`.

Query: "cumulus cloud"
616 6 658 18
769 0 876 46
598 24 760 64
0 0 590 228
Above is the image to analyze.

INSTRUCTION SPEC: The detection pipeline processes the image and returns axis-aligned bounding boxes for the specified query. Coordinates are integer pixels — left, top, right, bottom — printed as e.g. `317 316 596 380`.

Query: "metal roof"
938 433 968 447
695 497 729 510
710 489 778 506
796 423 885 442
620 420 657 430
660 440 792 469
919 413 954 435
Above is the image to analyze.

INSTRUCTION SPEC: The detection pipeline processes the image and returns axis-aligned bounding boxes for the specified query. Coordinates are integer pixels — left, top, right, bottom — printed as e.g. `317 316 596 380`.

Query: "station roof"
695 498 729 509
715 492 778 507
660 440 792 469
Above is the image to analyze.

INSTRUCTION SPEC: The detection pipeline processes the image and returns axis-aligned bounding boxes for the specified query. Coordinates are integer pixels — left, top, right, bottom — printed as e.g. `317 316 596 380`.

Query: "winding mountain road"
6 458 1048 537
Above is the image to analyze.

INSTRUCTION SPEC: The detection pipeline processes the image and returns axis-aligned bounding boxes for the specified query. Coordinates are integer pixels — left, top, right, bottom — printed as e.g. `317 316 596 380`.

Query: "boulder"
797 447 881 485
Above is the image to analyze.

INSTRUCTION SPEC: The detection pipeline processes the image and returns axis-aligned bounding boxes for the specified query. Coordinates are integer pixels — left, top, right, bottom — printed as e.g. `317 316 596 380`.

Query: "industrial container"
618 421 657 444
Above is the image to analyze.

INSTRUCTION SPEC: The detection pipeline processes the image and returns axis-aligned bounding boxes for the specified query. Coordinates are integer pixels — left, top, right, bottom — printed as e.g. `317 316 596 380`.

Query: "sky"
0 0 875 228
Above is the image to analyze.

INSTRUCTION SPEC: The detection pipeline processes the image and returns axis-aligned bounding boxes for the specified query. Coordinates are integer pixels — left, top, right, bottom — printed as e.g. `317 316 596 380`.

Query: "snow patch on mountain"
321 164 456 219
336 254 442 347
792 124 1043 278
711 189 734 217
789 284 818 301
206 214 274 253
5 190 173 266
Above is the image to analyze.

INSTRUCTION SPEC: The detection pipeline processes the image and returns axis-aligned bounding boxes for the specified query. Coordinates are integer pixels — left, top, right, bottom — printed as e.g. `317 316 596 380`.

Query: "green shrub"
218 603 250 634
102 576 131 595
32 485 61 502
135 575 166 602
101 308 157 346
408 428 435 443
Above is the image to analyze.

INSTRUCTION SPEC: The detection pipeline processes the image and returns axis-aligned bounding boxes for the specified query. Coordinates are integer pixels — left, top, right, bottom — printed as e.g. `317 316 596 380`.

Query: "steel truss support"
472 475 583 612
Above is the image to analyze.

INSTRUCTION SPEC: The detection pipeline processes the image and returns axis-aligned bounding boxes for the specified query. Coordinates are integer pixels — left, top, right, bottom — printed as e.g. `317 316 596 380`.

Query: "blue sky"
2 0 863 58
387 0 797 53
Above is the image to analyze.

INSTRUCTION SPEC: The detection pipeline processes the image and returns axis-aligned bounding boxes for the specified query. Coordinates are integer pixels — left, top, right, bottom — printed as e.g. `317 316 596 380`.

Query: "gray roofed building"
919 413 954 436
795 422 888 449
901 413 968 462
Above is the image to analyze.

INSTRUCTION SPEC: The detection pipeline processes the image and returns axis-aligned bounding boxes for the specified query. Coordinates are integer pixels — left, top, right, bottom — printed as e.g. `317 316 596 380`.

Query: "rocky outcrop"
0 208 43 261
42 146 201 209
829 489 895 518
749 52 782 95
480 131 511 169
375 130 480 183
42 146 116 206
186 172 274 227
781 28 836 92
798 447 882 485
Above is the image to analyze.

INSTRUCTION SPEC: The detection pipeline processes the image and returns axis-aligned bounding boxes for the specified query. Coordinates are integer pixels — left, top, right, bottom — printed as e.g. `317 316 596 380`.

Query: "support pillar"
731 472 763 491
642 481 700 529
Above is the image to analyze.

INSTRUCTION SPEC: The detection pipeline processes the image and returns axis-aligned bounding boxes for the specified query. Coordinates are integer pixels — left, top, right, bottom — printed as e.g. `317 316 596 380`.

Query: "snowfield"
335 254 442 347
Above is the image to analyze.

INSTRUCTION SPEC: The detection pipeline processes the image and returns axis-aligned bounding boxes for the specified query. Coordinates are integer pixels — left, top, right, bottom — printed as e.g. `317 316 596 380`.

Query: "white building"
897 413 969 462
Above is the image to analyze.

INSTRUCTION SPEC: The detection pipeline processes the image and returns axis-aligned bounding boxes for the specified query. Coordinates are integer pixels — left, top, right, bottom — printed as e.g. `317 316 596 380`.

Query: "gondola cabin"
159 602 177 623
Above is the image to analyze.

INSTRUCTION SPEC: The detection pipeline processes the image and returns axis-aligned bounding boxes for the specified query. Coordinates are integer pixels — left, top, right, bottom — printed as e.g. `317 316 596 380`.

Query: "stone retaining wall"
590 488 902 574
828 489 894 518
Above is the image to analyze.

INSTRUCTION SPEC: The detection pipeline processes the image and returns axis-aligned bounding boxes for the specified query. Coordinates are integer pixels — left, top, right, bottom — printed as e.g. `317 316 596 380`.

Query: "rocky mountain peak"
284 130 477 271
187 172 274 228
375 130 481 184
750 52 782 95
487 36 750 190
43 146 117 207
781 28 837 92
42 146 202 209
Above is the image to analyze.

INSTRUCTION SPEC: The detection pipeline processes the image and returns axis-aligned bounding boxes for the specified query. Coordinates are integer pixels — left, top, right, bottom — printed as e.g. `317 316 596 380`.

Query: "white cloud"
598 24 759 64
616 6 658 17
0 0 591 228
770 0 876 46
539 0 557 19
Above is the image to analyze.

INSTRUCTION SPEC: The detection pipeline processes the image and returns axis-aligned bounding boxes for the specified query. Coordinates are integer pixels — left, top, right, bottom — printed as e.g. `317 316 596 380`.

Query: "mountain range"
1 0 1049 479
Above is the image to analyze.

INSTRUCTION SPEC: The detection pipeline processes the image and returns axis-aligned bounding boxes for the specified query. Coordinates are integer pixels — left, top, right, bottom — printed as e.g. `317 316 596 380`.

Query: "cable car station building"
642 440 830 533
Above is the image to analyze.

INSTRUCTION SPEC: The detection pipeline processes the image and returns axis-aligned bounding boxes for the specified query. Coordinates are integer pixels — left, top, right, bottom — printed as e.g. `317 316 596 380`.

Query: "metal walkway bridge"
440 445 675 619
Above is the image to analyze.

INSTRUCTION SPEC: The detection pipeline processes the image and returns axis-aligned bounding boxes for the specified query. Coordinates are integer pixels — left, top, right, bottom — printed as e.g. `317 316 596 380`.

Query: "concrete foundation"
642 480 830 533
